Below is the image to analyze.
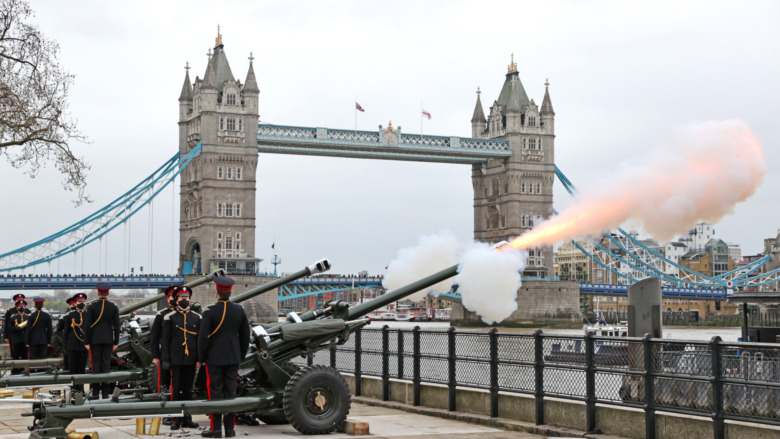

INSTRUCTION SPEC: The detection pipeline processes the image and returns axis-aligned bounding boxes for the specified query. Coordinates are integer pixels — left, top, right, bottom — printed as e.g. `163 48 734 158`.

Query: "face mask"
178 299 190 309
77 302 85 310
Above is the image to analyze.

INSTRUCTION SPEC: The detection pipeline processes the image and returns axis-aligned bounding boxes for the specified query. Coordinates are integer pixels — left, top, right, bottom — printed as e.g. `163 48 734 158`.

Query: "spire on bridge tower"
244 52 260 94
471 87 486 123
507 53 518 74
215 24 223 47
202 53 217 90
179 62 192 102
541 78 555 116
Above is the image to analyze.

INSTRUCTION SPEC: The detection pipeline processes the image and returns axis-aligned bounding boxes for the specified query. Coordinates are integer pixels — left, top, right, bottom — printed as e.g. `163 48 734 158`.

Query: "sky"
1 0 779 280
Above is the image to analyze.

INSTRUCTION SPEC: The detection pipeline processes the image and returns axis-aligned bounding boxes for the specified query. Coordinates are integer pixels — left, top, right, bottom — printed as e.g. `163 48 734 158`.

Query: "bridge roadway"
0 275 728 300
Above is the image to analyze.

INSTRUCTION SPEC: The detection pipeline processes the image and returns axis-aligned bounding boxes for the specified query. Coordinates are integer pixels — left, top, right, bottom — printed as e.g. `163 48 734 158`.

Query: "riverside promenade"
0 387 597 439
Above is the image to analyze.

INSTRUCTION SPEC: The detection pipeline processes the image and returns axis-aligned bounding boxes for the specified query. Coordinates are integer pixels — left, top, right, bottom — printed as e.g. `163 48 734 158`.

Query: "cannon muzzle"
228 258 332 304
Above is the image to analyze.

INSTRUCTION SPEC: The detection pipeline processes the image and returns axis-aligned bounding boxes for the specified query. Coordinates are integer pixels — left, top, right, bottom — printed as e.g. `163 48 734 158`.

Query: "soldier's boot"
170 417 182 431
182 415 199 429
201 429 222 438
224 430 235 438
162 417 172 426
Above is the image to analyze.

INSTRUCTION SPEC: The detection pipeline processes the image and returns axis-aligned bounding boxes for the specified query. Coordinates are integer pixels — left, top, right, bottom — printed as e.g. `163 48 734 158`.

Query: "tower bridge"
1 32 778 323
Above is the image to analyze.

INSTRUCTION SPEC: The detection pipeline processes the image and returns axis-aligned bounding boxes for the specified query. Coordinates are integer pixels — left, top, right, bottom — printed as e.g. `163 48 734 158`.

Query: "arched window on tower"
521 182 526 193
184 202 190 220
491 179 499 197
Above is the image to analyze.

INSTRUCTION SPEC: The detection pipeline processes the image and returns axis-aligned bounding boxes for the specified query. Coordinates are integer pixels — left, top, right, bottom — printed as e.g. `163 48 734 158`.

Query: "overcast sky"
1 0 779 279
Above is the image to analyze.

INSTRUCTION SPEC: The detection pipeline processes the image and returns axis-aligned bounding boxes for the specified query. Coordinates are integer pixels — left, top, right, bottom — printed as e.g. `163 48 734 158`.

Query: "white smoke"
456 243 527 324
383 231 527 323
382 231 459 301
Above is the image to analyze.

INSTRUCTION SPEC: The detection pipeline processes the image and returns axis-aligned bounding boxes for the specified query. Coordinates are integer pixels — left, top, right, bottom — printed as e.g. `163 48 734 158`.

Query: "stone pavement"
0 388 551 439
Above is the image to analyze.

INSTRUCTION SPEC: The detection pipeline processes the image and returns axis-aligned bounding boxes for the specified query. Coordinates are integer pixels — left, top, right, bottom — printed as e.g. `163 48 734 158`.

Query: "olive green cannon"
27 263 460 438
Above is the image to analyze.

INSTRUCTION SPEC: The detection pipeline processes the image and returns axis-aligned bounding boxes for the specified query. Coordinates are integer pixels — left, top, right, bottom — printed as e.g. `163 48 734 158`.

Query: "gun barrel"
0 370 143 389
0 358 63 370
229 259 331 304
347 264 459 320
117 270 225 315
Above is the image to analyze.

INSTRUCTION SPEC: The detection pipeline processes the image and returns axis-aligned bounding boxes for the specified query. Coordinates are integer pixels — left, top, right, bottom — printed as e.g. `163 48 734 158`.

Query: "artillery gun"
0 260 332 392
25 263 460 438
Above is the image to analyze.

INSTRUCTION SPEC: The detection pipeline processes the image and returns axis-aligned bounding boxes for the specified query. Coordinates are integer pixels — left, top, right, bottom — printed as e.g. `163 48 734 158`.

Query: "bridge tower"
470 55 556 277
177 29 260 277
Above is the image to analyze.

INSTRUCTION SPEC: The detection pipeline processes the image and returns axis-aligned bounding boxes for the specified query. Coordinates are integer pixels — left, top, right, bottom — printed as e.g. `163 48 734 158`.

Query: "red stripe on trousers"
157 366 161 393
205 364 213 431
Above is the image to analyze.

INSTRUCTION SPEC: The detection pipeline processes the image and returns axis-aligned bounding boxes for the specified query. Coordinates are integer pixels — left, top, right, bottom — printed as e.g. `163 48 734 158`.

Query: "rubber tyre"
283 365 350 434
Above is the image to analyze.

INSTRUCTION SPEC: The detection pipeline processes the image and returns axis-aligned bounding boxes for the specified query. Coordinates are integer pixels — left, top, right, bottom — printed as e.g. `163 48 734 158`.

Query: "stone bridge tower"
176 29 276 321
178 29 259 276
470 55 556 277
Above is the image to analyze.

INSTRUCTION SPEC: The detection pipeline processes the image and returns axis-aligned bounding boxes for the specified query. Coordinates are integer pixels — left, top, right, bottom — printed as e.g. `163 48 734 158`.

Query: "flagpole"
420 101 423 138
354 96 357 131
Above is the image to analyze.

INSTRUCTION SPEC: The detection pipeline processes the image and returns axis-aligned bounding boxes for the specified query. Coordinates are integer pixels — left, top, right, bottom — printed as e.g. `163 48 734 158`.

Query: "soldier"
63 293 89 393
56 297 77 371
150 285 178 426
84 283 120 399
7 298 30 374
4 293 26 343
198 276 250 438
25 297 53 361
150 285 178 391
162 286 201 430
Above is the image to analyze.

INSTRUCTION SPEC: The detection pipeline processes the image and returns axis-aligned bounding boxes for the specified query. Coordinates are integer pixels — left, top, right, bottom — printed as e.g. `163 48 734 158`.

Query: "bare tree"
0 0 90 204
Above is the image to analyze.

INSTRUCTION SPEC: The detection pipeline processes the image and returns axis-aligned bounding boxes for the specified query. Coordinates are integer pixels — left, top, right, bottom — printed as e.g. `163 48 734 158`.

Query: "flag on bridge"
355 102 365 112
422 110 431 120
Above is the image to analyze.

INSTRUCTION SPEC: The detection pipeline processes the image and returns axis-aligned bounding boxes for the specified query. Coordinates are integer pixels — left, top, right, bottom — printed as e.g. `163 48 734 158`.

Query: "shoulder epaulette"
163 312 174 321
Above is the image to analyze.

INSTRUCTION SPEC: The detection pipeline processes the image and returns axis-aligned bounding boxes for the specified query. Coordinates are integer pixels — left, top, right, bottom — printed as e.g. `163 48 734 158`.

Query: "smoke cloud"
456 244 526 324
511 119 766 249
382 232 459 301
383 232 527 323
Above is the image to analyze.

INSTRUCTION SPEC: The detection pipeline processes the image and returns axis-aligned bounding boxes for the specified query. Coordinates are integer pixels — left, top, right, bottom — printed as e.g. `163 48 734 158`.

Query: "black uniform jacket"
3 308 23 340
198 300 250 366
25 309 52 345
6 309 30 344
84 298 120 345
162 309 201 366
149 307 174 359
63 310 88 351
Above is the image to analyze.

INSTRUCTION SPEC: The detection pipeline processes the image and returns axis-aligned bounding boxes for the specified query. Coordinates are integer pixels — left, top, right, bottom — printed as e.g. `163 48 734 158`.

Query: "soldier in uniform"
150 285 178 392
63 293 89 393
7 298 30 374
56 297 77 371
4 293 26 343
162 286 201 430
25 297 53 361
198 276 250 438
84 283 120 399
150 285 178 426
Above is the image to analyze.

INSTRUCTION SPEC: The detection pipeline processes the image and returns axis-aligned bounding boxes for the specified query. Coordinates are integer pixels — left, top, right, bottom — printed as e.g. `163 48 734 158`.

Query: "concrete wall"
452 280 581 324
187 274 278 323
341 374 780 439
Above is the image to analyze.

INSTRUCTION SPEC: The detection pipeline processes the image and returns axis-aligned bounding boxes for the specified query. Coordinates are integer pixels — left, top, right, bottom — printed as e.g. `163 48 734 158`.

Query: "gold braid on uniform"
90 299 106 328
31 310 41 328
207 299 230 338
71 310 85 342
178 309 197 356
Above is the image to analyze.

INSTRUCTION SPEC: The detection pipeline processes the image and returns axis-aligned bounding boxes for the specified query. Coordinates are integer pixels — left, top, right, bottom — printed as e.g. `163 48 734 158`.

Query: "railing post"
643 333 655 439
413 326 421 406
330 340 337 369
397 330 405 379
711 336 724 439
354 329 362 397
489 328 499 418
448 326 457 411
534 329 545 425
382 325 390 401
585 331 597 433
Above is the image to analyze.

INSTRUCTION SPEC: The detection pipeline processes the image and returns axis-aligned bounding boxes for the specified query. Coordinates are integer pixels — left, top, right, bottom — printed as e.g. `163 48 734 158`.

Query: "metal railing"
298 327 780 439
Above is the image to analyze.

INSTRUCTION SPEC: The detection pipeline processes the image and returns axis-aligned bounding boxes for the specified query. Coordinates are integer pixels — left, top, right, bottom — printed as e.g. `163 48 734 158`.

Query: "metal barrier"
298 327 780 439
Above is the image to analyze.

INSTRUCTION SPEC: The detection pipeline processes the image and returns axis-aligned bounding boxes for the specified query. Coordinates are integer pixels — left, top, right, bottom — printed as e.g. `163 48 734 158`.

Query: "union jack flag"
355 102 365 112
422 110 431 120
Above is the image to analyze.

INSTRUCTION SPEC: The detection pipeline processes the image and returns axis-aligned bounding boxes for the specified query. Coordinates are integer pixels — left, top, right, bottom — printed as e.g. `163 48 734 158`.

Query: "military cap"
15 299 27 307
175 286 193 298
73 293 87 301
12 293 25 301
214 276 235 291
33 297 45 304
96 282 112 294
164 285 178 296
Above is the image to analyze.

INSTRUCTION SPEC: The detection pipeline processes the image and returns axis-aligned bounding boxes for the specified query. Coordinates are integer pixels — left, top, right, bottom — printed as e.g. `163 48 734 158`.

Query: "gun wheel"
283 365 350 434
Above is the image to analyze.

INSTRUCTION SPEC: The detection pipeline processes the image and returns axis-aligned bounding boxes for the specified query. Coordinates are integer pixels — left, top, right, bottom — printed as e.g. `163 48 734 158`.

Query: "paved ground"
0 388 549 439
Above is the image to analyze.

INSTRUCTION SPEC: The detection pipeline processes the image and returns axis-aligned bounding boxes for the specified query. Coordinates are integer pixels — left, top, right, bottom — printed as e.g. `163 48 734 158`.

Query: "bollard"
66 429 100 439
149 417 162 435
136 418 146 435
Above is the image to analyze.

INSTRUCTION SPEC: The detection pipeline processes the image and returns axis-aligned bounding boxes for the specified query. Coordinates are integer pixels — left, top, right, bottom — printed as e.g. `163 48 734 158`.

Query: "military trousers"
205 364 238 431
